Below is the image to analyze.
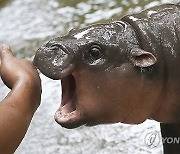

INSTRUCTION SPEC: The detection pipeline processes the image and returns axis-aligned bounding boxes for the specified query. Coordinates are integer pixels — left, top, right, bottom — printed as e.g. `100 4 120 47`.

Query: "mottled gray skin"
34 3 180 154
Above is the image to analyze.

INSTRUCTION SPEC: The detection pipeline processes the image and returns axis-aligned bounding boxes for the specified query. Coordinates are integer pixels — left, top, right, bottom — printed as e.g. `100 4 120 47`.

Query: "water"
0 0 179 153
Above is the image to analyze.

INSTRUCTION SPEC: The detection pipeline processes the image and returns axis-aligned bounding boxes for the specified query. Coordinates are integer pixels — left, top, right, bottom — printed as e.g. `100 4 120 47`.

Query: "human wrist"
12 75 42 114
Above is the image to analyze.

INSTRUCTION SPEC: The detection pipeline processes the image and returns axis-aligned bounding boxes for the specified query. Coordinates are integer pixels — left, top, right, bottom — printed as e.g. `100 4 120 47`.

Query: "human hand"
0 44 41 112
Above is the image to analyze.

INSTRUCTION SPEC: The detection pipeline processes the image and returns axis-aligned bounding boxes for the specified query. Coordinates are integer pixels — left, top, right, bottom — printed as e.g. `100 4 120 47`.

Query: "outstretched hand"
0 44 40 90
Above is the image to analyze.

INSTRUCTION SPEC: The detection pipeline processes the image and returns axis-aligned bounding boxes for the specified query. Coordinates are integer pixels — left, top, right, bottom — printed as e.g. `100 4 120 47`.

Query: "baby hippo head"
34 22 157 129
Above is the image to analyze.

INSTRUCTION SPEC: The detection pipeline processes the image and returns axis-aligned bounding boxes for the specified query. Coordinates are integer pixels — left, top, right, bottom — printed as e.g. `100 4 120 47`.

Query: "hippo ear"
129 48 157 68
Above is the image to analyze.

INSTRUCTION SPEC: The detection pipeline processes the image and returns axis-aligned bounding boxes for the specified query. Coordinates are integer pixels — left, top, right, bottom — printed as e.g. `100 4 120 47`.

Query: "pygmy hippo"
34 3 180 154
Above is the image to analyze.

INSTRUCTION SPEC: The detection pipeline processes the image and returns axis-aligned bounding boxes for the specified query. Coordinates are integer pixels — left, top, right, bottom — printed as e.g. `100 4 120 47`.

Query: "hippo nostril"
49 44 70 55
49 44 63 51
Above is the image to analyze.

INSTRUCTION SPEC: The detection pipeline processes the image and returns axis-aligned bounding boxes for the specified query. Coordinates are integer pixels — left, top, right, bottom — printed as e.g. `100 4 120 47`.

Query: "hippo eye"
89 45 102 60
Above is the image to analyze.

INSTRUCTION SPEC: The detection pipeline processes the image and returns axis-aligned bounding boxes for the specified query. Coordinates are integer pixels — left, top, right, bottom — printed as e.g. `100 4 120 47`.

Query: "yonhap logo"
144 131 180 148
145 131 161 148
162 136 180 144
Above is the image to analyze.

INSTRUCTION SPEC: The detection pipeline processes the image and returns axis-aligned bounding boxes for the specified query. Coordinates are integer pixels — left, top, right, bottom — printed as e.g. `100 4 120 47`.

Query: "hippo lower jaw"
54 74 85 129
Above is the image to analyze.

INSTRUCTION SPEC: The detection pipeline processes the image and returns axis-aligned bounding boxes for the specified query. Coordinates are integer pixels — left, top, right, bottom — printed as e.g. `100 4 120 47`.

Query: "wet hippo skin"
33 3 180 154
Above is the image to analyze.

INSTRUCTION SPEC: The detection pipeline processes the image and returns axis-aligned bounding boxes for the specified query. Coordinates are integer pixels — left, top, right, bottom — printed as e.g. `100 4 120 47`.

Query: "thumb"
0 45 16 89
0 44 14 61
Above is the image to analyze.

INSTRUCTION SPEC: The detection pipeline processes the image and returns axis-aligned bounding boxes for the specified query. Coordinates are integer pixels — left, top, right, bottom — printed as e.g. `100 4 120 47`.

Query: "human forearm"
0 102 32 154
0 80 41 154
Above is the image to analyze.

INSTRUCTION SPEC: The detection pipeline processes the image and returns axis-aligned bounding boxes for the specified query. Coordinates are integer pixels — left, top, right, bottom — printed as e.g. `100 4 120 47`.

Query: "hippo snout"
33 43 75 80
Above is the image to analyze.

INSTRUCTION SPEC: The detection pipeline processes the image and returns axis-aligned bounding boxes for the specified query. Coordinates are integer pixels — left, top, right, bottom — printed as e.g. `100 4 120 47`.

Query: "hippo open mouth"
54 73 86 129
60 75 76 114
57 74 76 120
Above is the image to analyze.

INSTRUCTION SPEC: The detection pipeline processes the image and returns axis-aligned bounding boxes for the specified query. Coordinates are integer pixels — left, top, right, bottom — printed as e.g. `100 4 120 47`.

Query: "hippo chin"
33 3 180 130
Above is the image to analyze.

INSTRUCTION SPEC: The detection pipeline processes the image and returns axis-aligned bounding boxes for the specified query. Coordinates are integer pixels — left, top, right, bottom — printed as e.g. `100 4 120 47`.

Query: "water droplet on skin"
52 54 68 67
